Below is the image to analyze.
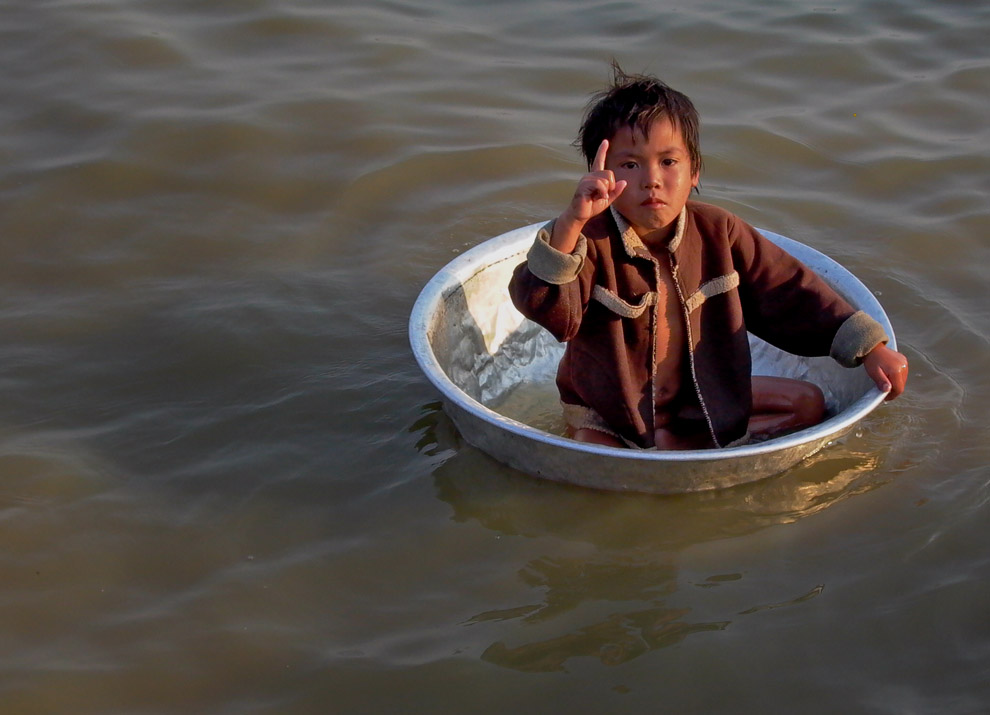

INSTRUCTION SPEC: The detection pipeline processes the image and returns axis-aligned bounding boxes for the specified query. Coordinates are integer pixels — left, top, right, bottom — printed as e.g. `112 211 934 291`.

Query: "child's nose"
643 165 663 188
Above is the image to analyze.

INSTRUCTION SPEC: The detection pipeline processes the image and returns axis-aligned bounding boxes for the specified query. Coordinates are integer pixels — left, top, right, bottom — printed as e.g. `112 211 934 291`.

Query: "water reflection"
738 583 824 615
467 555 728 672
416 400 890 549
411 402 889 671
469 555 680 625
407 400 457 457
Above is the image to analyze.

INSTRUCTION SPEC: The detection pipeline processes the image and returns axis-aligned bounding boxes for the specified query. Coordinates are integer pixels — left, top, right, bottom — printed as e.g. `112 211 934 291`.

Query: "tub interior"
424 236 876 436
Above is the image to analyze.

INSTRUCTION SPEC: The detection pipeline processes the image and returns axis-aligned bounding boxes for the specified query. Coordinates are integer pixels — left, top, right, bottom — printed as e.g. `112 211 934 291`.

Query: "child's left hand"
862 343 909 400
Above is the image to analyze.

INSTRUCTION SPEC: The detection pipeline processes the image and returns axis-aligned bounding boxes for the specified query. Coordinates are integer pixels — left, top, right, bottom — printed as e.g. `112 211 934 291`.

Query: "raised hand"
549 140 627 253
567 139 628 223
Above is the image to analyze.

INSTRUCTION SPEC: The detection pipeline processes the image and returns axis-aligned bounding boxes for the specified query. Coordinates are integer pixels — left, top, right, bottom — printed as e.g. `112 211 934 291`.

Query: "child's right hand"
550 140 627 253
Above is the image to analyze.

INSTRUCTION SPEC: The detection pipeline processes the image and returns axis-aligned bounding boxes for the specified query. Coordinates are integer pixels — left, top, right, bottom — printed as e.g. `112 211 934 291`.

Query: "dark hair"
576 63 703 177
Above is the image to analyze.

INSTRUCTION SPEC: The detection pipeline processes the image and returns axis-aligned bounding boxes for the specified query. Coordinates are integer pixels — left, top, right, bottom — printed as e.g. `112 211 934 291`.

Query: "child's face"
606 118 699 241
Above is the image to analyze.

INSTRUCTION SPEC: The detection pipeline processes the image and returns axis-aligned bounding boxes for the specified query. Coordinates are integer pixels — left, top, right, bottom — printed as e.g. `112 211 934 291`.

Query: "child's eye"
620 161 638 170
662 158 677 167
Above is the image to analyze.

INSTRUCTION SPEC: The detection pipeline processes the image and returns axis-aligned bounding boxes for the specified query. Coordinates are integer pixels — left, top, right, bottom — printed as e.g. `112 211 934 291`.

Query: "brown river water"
1 0 988 712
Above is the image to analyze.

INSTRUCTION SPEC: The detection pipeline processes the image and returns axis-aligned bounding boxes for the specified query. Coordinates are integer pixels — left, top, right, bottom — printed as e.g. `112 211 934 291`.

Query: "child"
509 67 908 450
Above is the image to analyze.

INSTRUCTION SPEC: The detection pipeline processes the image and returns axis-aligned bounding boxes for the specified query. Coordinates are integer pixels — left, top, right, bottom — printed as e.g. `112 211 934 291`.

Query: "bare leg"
749 376 826 439
571 376 824 449
570 427 626 448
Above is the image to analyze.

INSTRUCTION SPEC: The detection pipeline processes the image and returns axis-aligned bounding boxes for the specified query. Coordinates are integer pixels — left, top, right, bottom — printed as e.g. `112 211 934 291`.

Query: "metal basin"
410 222 895 493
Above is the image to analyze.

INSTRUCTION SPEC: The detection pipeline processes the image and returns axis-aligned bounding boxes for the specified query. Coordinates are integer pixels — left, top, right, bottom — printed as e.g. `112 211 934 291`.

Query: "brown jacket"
509 201 887 448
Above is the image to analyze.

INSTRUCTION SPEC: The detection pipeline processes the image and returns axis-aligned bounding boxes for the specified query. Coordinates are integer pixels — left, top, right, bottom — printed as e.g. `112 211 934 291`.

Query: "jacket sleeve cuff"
830 310 889 367
525 222 587 285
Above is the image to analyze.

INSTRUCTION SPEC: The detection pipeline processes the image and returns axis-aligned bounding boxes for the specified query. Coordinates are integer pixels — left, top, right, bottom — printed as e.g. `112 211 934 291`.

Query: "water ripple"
1 0 989 709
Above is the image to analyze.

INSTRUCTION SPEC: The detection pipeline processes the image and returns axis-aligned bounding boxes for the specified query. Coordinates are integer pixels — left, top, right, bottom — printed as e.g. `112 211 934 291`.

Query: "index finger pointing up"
592 139 609 172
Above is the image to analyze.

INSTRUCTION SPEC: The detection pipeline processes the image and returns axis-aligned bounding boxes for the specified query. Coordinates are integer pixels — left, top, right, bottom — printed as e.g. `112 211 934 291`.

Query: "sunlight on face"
607 118 699 242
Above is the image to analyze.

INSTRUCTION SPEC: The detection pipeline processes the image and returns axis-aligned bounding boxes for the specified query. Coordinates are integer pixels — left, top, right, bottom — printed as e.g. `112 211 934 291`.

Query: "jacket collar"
610 205 687 258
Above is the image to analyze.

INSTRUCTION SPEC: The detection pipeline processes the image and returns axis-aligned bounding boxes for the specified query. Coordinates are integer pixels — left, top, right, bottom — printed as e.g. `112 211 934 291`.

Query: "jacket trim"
829 310 888 367
685 272 740 314
610 204 721 447
668 206 687 253
610 205 687 257
561 402 639 448
723 431 751 448
592 285 656 318
525 223 587 285
668 259 721 447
